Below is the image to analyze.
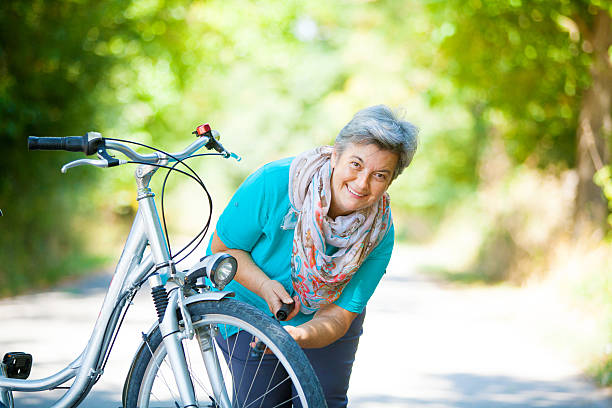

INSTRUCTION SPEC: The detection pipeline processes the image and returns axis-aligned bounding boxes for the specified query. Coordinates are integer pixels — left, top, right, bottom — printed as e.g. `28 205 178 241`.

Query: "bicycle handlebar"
28 126 240 173
104 132 219 163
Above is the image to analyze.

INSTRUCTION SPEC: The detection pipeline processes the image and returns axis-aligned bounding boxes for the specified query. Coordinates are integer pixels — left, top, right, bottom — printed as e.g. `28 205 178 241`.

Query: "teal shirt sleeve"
215 166 269 251
333 223 395 314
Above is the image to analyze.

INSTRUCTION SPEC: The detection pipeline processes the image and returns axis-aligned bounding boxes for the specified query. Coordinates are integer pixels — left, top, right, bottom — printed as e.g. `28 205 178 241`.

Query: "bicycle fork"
152 285 233 408
196 327 232 407
149 279 199 408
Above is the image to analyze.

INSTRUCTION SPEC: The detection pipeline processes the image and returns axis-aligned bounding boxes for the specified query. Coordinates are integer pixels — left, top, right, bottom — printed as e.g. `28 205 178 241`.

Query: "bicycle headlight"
208 253 237 290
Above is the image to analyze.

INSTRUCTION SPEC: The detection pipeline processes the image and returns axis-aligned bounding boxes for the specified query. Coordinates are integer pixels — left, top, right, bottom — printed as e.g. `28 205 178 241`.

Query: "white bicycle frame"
0 136 234 408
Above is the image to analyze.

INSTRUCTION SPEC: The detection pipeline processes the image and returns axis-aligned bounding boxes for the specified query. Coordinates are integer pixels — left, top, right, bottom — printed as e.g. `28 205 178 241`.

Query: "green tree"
0 1 133 293
428 0 611 232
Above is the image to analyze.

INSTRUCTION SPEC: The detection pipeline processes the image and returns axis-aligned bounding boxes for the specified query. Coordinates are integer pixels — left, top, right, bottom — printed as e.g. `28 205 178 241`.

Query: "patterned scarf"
285 146 392 314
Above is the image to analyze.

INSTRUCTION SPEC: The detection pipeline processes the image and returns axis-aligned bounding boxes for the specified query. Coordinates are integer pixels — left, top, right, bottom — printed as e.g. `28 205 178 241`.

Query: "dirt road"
0 245 610 407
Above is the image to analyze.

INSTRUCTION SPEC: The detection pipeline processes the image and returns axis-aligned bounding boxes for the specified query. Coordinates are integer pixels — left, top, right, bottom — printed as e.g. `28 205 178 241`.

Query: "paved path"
0 245 610 407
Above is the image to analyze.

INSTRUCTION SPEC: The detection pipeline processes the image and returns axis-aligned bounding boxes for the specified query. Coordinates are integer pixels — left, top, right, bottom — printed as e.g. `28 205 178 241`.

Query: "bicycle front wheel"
123 297 326 408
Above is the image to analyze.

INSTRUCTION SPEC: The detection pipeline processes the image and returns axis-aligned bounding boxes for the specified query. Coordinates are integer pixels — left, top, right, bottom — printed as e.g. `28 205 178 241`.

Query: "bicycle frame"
0 163 205 408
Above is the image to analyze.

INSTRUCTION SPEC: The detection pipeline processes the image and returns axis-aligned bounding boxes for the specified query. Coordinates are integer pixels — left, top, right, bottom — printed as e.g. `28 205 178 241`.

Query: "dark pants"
217 310 366 407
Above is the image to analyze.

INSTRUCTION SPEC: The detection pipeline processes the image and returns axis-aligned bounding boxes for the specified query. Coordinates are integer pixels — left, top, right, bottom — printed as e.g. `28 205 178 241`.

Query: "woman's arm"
211 232 299 320
284 304 357 348
212 231 357 348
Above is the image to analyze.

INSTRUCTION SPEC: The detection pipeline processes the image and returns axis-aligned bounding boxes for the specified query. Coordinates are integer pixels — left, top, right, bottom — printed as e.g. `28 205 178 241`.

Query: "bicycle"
0 124 327 408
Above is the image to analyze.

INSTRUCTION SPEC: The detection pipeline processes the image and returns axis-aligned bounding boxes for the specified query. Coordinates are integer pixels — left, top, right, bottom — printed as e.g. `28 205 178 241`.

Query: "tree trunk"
574 9 612 235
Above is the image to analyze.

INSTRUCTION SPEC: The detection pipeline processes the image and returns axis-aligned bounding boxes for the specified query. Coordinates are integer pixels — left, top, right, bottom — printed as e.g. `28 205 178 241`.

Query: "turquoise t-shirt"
207 156 394 327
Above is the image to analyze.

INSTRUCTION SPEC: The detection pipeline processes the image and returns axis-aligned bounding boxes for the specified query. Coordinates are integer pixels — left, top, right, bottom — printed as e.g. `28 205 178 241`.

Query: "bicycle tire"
123 297 327 408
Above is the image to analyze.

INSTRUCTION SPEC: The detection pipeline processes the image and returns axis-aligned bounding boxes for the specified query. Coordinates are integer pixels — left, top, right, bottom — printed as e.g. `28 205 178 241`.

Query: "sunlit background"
1 0 611 389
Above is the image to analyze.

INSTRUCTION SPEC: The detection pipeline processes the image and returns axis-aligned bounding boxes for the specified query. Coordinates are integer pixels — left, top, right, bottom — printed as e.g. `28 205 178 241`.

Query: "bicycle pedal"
2 352 32 379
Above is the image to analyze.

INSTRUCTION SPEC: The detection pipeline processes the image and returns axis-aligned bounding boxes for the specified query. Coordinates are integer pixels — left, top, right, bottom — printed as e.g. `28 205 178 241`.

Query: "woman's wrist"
256 276 273 298
283 325 306 345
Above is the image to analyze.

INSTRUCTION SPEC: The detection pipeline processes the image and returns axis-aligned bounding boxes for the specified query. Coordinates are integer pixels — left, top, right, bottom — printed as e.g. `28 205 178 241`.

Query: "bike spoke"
233 333 254 403
242 345 267 405
221 331 240 405
269 394 299 408
242 375 293 408
184 340 214 402
259 360 282 408
144 336 181 405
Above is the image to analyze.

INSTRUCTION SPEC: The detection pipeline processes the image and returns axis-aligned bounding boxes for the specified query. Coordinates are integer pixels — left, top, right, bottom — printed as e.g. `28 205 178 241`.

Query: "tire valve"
250 340 267 359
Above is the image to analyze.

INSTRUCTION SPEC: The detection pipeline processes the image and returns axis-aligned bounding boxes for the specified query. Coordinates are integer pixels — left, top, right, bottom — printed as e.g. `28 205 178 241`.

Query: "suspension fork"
196 325 232 408
155 288 198 408
153 287 233 408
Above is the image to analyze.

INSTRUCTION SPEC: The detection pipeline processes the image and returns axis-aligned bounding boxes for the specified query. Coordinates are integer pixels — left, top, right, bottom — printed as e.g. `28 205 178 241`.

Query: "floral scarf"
285 146 392 314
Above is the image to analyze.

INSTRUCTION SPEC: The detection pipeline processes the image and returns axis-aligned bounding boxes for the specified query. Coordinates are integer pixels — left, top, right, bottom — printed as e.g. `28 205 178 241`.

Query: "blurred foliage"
579 260 612 386
420 1 611 384
1 0 610 280
594 165 612 228
426 0 597 167
0 0 129 294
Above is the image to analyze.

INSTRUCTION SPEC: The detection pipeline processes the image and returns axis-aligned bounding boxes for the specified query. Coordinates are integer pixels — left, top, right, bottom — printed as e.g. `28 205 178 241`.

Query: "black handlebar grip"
28 136 86 152
276 302 295 321
64 136 88 152
28 136 63 150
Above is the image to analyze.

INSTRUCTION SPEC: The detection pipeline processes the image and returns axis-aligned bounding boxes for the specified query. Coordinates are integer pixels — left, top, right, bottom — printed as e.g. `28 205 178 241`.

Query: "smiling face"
328 142 398 219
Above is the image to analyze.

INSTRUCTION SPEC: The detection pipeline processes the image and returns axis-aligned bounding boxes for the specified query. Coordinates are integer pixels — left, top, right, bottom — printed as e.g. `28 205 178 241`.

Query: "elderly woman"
209 105 418 407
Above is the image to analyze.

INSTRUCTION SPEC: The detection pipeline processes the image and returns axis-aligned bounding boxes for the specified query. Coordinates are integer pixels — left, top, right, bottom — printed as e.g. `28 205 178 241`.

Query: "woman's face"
329 142 398 218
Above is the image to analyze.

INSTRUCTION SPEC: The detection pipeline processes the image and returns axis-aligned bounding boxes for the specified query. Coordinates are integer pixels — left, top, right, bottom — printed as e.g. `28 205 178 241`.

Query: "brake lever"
61 158 127 173
61 142 126 173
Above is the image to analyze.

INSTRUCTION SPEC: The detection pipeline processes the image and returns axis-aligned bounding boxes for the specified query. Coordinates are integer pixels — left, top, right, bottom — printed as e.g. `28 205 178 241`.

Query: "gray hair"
334 105 419 180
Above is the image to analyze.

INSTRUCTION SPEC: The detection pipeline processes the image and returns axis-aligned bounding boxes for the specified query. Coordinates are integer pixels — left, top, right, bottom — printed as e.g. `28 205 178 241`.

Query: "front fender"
121 290 234 406
184 290 234 305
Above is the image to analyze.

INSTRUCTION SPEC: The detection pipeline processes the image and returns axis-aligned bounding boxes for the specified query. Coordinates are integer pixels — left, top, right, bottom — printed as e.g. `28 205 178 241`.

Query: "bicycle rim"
129 299 325 408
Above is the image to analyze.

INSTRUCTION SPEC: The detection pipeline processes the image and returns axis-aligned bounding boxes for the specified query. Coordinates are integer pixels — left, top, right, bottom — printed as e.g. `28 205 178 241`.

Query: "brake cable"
105 138 223 265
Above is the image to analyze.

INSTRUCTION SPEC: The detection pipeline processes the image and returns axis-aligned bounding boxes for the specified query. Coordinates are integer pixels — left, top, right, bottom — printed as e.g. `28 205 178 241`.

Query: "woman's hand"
250 325 305 355
212 232 300 320
282 304 358 349
251 305 357 351
259 280 300 320
282 325 304 342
